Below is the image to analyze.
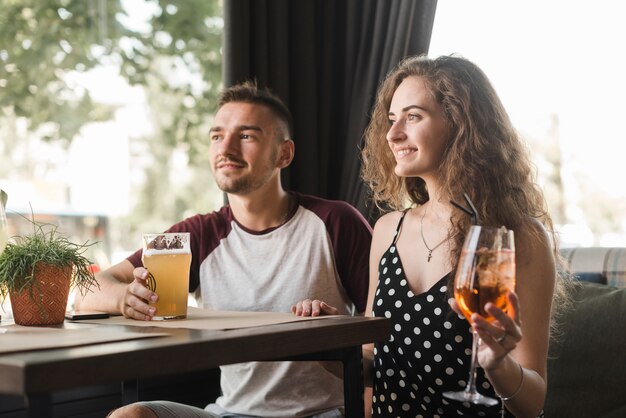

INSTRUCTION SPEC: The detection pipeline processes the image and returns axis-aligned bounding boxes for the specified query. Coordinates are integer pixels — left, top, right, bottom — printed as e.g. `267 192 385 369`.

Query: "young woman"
295 55 563 417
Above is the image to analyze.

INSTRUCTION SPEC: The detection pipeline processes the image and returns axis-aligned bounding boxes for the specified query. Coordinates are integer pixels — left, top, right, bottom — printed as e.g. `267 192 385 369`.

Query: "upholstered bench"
560 247 626 287
544 247 626 418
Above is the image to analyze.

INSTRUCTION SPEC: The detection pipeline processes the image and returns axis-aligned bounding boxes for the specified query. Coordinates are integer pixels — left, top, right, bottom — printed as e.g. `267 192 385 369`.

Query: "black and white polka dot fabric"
371 211 513 418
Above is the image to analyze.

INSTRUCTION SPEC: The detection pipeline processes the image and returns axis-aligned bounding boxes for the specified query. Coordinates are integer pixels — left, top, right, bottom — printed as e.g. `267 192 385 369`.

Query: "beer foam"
143 248 190 256
143 233 190 253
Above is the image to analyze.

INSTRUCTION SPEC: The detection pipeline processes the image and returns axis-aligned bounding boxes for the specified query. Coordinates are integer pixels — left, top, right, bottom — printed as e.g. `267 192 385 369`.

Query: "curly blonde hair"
362 55 553 259
362 55 572 332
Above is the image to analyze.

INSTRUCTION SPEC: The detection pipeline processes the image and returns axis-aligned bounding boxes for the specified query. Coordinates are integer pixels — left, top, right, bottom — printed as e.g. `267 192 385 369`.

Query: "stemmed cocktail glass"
443 225 516 406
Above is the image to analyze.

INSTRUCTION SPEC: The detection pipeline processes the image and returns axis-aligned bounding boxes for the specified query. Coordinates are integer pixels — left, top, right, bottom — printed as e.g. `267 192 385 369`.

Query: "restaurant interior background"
1 0 625 275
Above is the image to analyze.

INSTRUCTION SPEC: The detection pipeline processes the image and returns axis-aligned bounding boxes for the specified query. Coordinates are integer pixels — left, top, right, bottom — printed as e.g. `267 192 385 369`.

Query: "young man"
77 81 372 418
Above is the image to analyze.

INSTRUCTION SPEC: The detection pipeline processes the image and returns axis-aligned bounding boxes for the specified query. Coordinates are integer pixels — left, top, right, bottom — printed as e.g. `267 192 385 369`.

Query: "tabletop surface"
0 314 391 395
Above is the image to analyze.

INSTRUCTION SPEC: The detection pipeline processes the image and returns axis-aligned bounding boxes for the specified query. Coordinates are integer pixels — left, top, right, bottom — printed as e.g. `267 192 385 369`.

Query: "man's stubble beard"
214 147 279 195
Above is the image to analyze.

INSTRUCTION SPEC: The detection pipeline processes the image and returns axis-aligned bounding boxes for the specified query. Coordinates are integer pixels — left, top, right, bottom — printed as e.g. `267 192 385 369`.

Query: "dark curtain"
223 0 438 222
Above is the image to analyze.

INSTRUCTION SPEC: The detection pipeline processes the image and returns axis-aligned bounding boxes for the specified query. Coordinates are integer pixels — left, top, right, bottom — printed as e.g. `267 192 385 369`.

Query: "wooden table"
0 315 390 418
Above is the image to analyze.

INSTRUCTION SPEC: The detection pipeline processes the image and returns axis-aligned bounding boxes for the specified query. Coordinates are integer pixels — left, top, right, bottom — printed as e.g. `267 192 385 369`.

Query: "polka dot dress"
371 211 518 418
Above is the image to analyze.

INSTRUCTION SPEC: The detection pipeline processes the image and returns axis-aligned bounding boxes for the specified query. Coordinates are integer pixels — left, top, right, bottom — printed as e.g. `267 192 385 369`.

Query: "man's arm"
75 260 157 320
330 202 373 314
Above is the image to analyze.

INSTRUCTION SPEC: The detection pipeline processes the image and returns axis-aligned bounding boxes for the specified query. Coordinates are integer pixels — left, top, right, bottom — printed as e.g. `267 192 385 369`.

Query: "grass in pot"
0 217 99 326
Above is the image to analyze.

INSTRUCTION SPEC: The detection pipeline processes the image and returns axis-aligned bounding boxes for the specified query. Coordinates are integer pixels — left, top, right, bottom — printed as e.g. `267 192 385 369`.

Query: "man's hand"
121 267 158 320
291 299 339 317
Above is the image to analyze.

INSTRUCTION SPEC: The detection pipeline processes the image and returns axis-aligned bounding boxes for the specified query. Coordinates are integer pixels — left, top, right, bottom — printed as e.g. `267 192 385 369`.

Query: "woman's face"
386 76 450 180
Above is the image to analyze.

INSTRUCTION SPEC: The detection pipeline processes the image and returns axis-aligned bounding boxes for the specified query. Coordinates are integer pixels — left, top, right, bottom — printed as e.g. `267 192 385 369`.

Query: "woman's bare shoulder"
373 210 406 235
515 217 553 255
370 210 407 252
515 217 557 286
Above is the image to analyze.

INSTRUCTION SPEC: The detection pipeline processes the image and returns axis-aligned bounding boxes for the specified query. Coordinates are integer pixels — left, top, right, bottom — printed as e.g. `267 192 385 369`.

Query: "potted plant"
0 214 99 326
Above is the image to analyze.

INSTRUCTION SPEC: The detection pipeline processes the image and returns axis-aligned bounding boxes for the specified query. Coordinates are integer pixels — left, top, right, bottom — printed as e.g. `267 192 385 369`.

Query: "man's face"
209 102 284 195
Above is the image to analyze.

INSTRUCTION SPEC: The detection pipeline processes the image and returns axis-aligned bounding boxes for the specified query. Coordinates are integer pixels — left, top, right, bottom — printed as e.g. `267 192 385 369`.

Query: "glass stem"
465 331 480 395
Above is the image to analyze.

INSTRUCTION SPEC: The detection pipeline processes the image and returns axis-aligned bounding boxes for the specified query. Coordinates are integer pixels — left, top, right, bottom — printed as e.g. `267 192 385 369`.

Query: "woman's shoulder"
514 217 557 284
367 211 404 261
515 217 553 255
370 209 410 251
373 209 407 234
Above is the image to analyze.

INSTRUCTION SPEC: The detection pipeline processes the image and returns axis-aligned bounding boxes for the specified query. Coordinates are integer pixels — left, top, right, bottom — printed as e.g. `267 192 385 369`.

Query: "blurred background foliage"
0 0 223 261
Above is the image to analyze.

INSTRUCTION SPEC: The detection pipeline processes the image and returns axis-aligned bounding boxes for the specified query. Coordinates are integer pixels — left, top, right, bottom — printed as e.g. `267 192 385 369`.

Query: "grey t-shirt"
128 192 372 417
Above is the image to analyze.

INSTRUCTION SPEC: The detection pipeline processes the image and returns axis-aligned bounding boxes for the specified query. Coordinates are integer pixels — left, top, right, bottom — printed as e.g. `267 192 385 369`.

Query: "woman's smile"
394 147 417 159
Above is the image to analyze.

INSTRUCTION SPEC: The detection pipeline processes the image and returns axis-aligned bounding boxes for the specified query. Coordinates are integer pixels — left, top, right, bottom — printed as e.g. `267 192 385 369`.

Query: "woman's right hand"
291 299 339 316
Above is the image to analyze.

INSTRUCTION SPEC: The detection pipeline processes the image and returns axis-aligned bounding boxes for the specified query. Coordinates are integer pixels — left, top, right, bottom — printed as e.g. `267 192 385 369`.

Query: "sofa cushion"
574 272 605 284
560 247 626 288
545 282 626 418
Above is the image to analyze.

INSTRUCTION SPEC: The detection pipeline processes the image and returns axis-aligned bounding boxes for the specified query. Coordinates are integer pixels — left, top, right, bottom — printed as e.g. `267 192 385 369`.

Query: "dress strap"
392 209 410 245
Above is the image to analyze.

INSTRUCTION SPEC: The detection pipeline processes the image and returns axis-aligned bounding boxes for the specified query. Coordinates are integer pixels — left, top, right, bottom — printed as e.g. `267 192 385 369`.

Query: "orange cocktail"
455 247 516 322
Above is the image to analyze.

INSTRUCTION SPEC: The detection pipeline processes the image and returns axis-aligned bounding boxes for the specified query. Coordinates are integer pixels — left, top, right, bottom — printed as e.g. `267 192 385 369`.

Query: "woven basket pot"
9 262 72 326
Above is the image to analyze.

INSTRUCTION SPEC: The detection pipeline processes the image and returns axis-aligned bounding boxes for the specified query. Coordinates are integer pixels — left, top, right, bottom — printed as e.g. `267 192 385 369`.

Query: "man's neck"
227 187 292 231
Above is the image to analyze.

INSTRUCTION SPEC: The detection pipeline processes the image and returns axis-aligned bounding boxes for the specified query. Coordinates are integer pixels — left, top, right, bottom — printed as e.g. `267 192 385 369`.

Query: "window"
0 0 224 265
429 0 626 246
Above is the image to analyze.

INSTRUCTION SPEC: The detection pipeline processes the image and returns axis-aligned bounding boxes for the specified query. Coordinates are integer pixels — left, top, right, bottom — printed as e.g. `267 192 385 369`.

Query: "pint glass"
141 232 191 320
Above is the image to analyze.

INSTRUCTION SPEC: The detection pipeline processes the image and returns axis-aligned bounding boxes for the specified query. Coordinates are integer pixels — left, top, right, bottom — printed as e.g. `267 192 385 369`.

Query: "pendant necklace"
419 203 449 262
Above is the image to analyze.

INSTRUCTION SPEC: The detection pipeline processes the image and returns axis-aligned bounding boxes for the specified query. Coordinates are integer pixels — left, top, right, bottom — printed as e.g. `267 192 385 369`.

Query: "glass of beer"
141 232 192 320
443 225 516 406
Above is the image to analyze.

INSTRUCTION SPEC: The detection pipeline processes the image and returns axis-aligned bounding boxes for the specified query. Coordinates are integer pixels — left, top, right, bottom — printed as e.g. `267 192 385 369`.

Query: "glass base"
443 390 499 406
151 314 186 321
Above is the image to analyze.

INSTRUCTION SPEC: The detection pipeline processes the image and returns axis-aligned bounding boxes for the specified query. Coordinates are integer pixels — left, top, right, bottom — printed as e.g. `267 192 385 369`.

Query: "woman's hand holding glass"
449 291 522 371
472 292 522 370
443 225 517 406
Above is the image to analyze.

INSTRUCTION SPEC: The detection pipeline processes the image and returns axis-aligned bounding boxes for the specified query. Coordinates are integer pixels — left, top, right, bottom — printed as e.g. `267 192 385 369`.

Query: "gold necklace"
419 203 449 262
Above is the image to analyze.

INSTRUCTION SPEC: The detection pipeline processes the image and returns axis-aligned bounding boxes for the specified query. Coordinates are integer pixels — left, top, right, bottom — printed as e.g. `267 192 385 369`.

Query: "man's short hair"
218 81 293 139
